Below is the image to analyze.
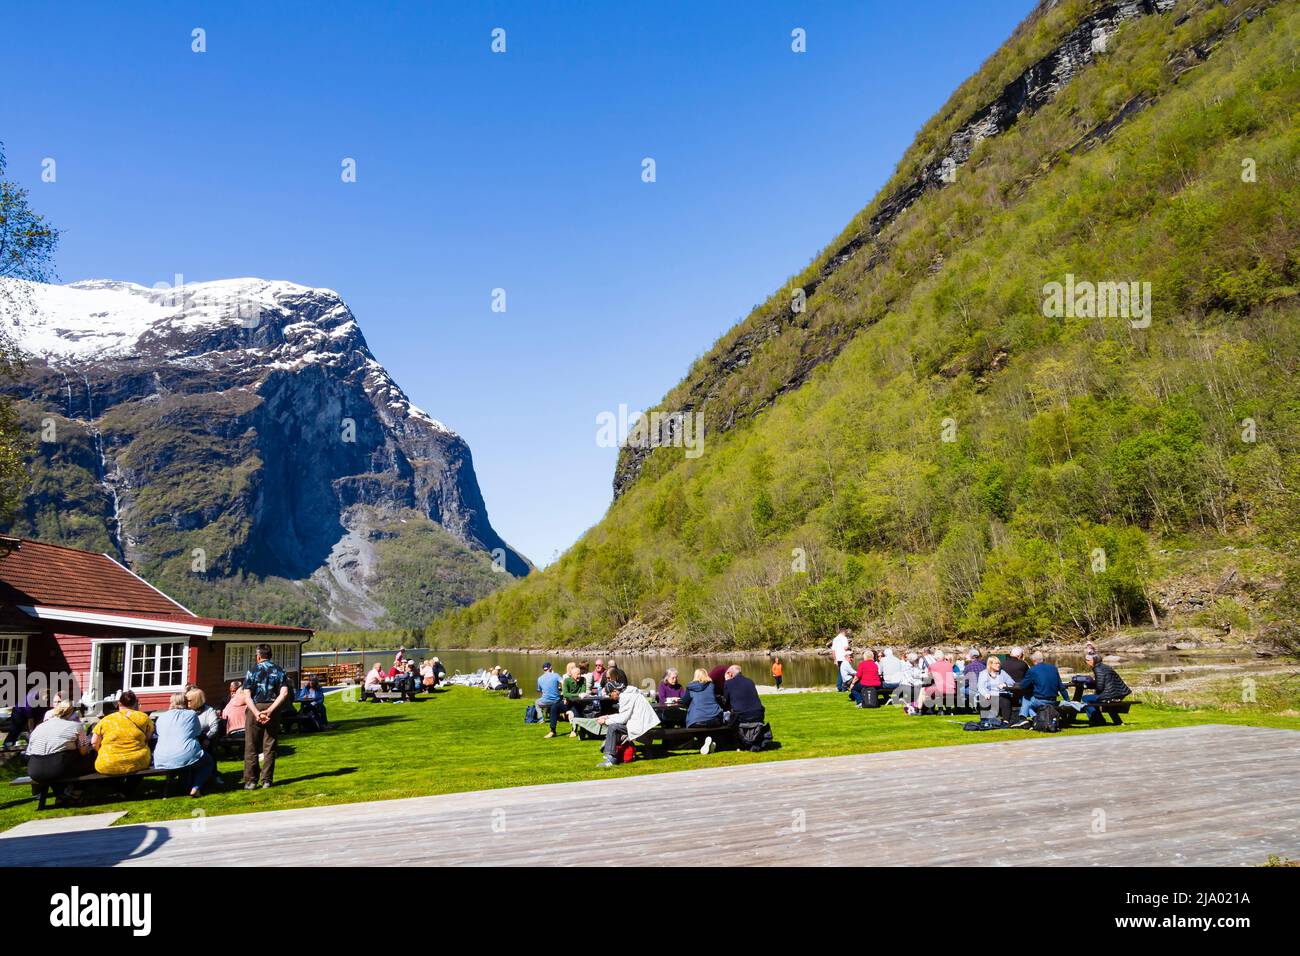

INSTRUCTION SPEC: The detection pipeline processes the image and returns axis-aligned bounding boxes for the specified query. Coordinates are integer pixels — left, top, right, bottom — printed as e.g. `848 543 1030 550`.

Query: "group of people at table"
18 644 331 804
364 652 445 697
831 628 1132 726
532 659 767 768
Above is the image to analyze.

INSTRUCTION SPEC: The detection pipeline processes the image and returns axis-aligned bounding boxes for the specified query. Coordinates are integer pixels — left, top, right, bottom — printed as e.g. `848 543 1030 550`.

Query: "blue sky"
2 0 1032 567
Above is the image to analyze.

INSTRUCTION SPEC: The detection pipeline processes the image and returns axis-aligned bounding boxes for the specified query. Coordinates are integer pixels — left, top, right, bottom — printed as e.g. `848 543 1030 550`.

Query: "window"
224 642 301 681
128 641 186 689
0 634 28 668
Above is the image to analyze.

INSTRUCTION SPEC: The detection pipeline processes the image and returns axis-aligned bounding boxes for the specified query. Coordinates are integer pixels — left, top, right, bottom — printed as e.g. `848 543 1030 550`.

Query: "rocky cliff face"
1 277 529 627
612 0 1198 498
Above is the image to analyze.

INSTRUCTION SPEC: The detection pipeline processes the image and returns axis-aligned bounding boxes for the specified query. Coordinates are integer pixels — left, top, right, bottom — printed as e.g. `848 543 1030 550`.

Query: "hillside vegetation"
432 0 1300 651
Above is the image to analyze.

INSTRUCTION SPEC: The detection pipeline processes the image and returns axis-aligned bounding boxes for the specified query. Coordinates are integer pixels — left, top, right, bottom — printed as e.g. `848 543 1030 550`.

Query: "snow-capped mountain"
1 277 530 628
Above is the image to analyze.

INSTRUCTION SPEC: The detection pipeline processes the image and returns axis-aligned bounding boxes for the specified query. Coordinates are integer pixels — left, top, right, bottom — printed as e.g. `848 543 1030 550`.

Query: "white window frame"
224 642 301 681
123 637 189 693
0 633 29 669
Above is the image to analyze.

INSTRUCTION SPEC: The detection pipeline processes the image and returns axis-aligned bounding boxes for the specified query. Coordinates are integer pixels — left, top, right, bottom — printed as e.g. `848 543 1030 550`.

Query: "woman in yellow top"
91 690 154 775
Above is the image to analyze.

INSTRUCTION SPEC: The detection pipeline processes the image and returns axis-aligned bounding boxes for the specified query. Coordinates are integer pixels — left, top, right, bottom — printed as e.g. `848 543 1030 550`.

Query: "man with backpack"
1011 650 1070 728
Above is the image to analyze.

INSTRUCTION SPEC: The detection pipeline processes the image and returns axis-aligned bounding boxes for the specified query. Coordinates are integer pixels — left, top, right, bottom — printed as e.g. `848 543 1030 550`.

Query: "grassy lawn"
1 687 1298 833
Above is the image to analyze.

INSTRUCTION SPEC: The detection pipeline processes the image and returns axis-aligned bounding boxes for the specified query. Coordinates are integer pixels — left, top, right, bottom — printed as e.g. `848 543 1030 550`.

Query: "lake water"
302 646 1244 689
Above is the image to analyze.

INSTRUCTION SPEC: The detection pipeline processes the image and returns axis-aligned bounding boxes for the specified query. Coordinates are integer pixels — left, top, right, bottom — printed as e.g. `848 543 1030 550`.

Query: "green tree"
0 141 61 522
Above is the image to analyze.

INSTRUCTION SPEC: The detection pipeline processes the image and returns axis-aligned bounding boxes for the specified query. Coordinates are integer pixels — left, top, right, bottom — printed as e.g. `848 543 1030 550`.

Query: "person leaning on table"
154 692 216 797
595 681 661 769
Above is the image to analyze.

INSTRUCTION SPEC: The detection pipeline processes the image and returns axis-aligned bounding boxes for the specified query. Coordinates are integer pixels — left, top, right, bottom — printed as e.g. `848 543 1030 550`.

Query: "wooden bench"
636 723 736 757
360 687 415 703
10 759 203 811
1058 699 1135 727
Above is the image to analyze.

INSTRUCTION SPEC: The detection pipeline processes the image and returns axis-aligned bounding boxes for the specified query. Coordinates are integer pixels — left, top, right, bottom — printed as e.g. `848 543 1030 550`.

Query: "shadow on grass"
270 766 360 786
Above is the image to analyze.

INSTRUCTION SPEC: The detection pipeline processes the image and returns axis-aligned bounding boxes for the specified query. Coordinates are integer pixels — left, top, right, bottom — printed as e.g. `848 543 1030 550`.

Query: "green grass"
2 686 1298 833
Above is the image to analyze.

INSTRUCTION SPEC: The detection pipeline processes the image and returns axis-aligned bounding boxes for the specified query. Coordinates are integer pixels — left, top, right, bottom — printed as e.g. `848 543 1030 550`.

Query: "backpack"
524 704 539 724
507 685 522 700
617 742 636 764
963 718 1009 732
1032 704 1061 733
737 722 774 752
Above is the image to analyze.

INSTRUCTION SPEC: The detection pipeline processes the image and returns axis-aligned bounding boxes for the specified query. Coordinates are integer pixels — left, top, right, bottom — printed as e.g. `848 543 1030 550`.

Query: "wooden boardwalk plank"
1 724 1297 867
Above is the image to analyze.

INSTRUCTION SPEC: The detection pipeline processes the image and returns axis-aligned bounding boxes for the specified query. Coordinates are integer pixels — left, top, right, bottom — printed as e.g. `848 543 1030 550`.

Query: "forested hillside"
431 0 1300 650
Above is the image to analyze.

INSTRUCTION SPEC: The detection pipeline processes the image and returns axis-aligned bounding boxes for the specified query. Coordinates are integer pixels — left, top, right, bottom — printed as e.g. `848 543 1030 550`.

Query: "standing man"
832 627 851 692
242 643 289 790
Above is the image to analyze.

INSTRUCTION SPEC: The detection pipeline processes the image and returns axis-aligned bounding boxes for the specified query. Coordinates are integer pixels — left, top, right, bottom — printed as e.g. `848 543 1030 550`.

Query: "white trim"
0 633 29 669
86 637 191 701
125 638 189 693
206 631 311 643
103 552 195 615
18 605 214 636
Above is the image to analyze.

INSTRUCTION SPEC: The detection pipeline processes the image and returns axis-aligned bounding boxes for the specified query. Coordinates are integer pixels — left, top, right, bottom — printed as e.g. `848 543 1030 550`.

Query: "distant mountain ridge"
1 276 530 629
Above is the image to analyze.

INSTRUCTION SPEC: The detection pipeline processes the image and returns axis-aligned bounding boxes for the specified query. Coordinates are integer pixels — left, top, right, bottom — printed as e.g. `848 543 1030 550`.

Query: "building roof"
0 537 312 637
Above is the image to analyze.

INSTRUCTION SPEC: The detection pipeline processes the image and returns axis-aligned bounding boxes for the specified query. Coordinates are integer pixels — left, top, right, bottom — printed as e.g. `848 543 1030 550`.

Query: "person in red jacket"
848 651 883 708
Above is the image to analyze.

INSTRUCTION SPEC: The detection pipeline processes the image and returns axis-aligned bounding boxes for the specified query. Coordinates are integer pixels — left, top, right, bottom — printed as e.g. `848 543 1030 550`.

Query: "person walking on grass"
242 643 289 790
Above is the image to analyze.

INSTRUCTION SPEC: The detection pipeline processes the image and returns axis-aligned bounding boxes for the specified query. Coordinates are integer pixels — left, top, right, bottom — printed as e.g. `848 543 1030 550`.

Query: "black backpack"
737 722 774 752
507 685 521 700
1032 704 1061 733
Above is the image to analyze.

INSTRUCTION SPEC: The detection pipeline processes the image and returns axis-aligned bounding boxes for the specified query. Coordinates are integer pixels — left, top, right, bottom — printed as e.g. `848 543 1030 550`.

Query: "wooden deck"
2 724 1298 866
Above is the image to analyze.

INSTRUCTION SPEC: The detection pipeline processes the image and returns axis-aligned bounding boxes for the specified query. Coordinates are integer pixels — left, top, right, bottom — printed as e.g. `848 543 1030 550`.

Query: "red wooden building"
0 536 312 714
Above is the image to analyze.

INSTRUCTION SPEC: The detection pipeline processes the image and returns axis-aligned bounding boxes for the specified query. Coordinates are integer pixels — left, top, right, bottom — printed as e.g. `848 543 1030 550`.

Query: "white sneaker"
701 736 716 755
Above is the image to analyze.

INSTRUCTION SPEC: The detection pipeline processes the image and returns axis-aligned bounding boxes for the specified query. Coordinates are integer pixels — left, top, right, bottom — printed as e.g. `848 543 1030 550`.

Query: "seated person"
1013 650 1071 726
221 683 250 737
420 660 436 692
1001 647 1030 684
708 664 728 696
1082 650 1132 726
848 653 882 707
595 685 661 769
878 648 905 699
154 692 215 797
25 700 96 795
364 663 387 694
536 663 566 739
3 686 49 749
91 690 154 779
680 669 724 728
589 660 606 694
657 669 685 707
296 678 329 728
606 664 629 688
924 651 957 712
723 665 765 724
838 652 857 699
185 688 222 745
976 655 1016 722
899 652 926 707
431 657 446 681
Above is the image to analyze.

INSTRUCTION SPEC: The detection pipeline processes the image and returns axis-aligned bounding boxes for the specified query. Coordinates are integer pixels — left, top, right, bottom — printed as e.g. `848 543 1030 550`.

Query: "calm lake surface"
302 647 1246 689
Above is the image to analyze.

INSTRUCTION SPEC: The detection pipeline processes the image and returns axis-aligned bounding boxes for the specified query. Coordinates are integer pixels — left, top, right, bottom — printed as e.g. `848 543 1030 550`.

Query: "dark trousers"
5 706 46 746
601 723 627 759
979 693 1013 723
773 676 783 689
243 710 282 784
27 749 96 787
184 751 216 792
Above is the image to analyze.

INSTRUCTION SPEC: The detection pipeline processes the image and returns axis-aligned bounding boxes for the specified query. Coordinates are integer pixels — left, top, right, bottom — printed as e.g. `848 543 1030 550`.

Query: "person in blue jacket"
679 669 724 728
536 662 565 738
1014 650 1071 724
